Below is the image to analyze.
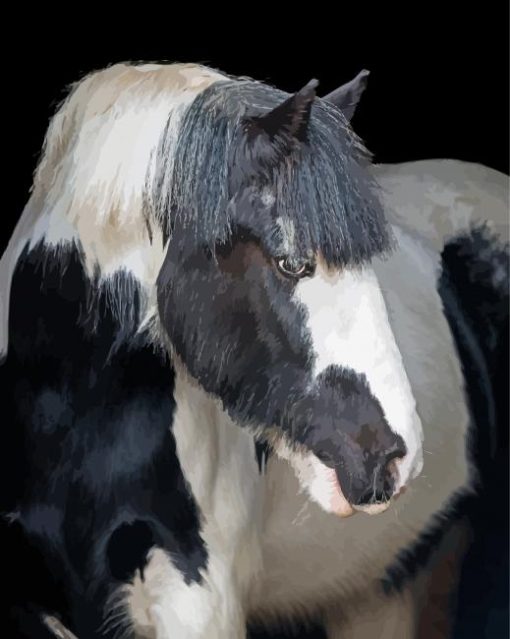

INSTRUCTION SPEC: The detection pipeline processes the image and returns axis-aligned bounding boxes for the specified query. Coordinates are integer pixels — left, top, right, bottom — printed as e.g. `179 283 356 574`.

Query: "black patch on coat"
106 520 155 582
1 242 207 638
254 440 271 474
383 226 509 634
442 226 509 638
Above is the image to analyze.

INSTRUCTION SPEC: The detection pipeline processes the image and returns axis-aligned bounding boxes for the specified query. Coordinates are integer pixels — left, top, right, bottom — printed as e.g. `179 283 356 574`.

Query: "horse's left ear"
254 78 319 144
322 69 370 120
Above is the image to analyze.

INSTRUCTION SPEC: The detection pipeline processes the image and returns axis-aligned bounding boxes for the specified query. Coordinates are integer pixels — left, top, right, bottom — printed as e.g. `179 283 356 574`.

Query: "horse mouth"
326 466 393 517
274 438 399 517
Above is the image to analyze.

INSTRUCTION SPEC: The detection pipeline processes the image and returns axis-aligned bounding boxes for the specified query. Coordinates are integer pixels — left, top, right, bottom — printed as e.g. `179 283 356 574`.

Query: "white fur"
373 159 509 248
294 263 423 499
127 360 264 639
275 440 354 517
275 216 297 255
128 547 246 639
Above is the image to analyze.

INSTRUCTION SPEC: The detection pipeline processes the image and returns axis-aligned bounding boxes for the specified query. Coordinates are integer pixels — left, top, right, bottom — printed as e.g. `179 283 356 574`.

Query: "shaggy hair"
154 79 392 266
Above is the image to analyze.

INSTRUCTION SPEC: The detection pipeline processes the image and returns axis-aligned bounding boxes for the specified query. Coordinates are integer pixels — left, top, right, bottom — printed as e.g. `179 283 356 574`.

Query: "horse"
0 62 507 639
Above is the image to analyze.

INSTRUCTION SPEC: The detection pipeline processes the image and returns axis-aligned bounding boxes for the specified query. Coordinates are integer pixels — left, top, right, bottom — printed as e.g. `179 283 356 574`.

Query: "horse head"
155 73 423 516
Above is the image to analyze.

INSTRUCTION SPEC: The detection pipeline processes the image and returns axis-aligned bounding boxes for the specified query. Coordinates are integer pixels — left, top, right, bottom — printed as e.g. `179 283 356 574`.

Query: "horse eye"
276 257 314 279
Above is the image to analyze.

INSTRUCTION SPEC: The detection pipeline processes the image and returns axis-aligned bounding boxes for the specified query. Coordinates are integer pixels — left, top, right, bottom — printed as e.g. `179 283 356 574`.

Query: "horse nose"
355 446 406 505
336 436 407 507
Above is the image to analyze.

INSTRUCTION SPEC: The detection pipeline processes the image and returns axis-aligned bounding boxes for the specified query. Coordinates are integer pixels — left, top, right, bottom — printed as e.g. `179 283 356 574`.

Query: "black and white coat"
0 63 507 639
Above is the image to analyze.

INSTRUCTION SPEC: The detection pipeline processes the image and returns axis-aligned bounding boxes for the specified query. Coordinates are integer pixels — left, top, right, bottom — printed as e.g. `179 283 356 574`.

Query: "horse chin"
274 440 398 518
273 440 355 518
300 459 393 517
352 501 391 515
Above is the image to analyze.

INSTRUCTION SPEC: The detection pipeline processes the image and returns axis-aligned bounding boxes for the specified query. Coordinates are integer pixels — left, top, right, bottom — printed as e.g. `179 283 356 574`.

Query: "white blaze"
294 262 423 490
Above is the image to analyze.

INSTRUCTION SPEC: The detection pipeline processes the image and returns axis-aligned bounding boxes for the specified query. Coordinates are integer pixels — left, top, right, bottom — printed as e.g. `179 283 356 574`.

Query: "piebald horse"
0 63 507 638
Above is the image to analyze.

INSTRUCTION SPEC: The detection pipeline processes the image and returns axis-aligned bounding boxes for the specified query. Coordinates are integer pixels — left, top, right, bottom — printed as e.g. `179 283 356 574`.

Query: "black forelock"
154 79 393 267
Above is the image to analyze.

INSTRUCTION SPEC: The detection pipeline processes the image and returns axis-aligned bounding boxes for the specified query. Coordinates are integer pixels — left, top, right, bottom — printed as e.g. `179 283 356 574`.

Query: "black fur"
383 226 509 635
441 227 509 637
155 80 392 266
0 243 207 638
248 617 327 639
255 440 271 474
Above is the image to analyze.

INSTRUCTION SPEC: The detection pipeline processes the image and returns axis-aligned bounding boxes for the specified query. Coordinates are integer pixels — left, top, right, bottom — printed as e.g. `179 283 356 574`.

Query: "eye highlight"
275 257 315 279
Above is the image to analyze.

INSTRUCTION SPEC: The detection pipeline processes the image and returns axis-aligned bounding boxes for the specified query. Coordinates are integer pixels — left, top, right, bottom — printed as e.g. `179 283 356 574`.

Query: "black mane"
155 79 392 267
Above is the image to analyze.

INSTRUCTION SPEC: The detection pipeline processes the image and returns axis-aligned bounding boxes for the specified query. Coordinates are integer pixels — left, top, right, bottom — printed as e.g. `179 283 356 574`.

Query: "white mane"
0 62 226 355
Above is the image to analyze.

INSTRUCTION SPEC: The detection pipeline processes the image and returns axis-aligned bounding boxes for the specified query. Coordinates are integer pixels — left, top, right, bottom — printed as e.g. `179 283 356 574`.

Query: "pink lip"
327 468 355 517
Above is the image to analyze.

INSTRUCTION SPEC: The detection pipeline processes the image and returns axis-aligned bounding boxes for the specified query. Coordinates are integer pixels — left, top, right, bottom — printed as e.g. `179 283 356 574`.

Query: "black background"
2 9 508 639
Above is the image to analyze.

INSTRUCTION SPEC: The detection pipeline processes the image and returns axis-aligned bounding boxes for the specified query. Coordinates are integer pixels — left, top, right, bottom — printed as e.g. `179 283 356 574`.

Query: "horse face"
158 210 422 516
156 80 423 516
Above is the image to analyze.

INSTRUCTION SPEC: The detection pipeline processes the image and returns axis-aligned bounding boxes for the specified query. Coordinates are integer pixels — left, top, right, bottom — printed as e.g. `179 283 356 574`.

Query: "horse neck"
171 359 264 522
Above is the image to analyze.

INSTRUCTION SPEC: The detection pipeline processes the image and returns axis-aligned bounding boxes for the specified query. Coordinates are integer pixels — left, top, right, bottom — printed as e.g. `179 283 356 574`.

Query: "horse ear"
253 79 319 144
322 69 370 120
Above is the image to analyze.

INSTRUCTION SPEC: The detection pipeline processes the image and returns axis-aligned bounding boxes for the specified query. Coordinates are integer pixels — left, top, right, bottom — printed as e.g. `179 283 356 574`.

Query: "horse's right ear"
322 69 370 120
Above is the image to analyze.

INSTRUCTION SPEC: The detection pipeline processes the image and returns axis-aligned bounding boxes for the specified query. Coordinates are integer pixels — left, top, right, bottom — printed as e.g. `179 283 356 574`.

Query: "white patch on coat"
275 439 354 517
294 261 424 492
0 62 226 357
128 548 246 639
260 188 276 208
126 359 264 638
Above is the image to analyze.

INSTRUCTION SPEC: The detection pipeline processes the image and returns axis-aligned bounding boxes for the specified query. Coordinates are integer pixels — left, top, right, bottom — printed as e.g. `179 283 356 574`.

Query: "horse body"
1 62 507 638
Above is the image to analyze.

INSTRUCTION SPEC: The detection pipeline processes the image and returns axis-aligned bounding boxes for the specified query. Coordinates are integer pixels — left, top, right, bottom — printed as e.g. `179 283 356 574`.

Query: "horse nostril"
385 435 407 466
355 452 404 506
334 435 408 507
356 487 389 505
384 443 406 486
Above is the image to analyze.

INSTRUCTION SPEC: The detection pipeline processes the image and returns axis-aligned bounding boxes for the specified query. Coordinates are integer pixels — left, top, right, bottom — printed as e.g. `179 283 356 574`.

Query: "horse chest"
170 374 265 561
126 374 265 638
